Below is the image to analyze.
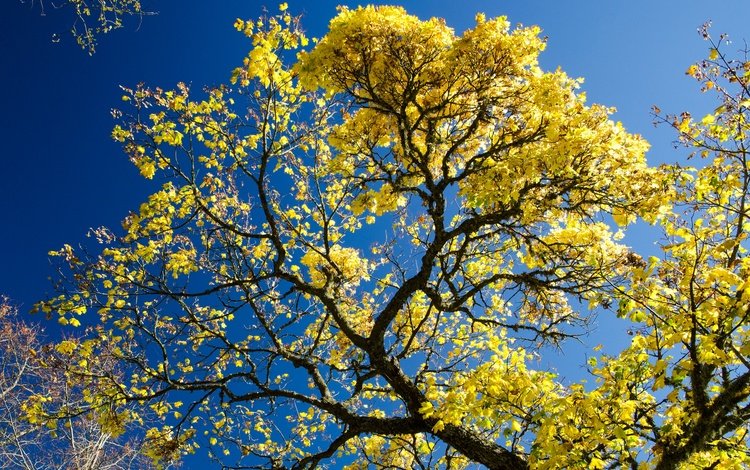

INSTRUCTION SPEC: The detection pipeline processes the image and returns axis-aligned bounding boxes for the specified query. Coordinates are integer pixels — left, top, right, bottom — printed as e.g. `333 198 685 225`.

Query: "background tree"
614 26 750 469
0 297 157 469
42 5 750 470
20 0 152 54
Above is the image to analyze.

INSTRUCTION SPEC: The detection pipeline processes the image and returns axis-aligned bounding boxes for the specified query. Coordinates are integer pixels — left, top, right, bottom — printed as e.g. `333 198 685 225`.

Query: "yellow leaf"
55 340 77 355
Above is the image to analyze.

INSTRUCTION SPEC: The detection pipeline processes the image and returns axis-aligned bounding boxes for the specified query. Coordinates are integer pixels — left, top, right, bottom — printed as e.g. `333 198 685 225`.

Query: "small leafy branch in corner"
21 0 155 54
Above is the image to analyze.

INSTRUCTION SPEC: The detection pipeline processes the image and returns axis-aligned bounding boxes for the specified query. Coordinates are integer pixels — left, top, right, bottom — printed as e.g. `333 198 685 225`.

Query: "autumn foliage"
0 298 155 469
34 5 750 469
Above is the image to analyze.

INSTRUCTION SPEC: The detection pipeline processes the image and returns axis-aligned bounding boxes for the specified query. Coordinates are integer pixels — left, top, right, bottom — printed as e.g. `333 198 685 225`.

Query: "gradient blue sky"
1 1 748 318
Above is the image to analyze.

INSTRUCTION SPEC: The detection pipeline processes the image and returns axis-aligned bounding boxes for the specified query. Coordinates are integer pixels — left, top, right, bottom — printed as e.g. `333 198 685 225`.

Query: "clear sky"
1 0 748 318
2 0 749 466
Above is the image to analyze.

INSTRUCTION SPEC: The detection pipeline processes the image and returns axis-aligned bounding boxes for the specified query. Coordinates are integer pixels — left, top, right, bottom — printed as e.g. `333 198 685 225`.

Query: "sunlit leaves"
40 5 743 470
612 27 750 468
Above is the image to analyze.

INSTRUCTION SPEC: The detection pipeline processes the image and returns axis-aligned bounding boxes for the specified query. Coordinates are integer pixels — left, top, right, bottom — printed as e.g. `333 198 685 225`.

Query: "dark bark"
654 372 750 470
437 424 528 470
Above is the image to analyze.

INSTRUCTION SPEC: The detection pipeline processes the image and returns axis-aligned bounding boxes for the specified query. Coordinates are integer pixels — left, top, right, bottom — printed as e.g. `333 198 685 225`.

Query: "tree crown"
35 6 750 470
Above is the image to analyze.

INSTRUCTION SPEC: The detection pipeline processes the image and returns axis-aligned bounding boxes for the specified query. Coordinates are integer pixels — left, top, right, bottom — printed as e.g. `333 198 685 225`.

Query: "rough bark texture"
438 424 528 470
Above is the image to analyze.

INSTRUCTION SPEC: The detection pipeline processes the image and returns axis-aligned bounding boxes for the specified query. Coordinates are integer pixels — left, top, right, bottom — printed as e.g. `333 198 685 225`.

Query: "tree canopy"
34 5 750 469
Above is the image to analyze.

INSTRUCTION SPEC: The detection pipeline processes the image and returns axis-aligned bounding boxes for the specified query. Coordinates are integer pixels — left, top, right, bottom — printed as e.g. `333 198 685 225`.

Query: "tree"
38 5 750 469
21 0 151 54
0 297 156 469
631 26 750 469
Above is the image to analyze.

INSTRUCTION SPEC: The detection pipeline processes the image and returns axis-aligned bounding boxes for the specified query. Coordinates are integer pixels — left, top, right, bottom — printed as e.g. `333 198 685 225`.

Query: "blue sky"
1 0 748 319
